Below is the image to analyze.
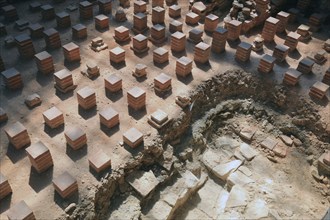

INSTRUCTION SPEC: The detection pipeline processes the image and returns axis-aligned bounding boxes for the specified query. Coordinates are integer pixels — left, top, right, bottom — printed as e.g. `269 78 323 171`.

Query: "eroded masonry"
0 0 329 219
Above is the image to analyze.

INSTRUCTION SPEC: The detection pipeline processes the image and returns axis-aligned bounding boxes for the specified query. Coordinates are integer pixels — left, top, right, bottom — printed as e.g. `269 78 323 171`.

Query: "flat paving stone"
226 185 249 208
202 148 222 169
239 126 257 141
261 137 278 150
227 171 254 188
212 159 242 181
239 143 257 161
244 198 269 219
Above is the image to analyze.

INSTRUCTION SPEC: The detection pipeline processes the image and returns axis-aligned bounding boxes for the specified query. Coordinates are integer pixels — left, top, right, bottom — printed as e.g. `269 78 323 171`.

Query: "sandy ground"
0 0 329 219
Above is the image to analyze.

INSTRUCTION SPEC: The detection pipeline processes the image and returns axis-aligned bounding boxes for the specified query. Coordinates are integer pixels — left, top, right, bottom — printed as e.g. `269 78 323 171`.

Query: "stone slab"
226 185 249 208
212 160 242 181
240 143 257 161
126 170 159 198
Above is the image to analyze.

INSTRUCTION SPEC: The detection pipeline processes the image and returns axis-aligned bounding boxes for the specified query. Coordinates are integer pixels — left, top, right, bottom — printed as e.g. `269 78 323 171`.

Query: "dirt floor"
0 0 329 219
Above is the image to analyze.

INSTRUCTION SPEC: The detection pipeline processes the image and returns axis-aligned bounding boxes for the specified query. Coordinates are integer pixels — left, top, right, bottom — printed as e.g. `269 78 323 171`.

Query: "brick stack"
169 20 183 33
26 141 53 173
152 6 165 25
84 62 100 78
95 14 109 30
324 39 330 52
133 64 147 78
272 44 289 62
29 23 44 38
89 150 111 173
153 47 169 64
1 68 23 90
296 58 314 74
258 54 276 73
110 47 125 64
283 69 302 86
176 56 192 77
309 81 329 99
105 74 122 92
35 51 54 74
52 172 78 198
204 14 219 33
0 108 8 123
169 4 181 18
7 201 35 220
43 106 64 128
188 28 203 44
72 24 87 39
127 87 146 110
65 127 87 150
4 121 30 149
186 12 199 26
226 20 242 41
15 19 29 31
0 55 4 72
194 42 210 64
148 109 170 129
235 42 252 62
297 0 311 12
288 8 299 23
284 32 300 51
313 50 327 65
90 37 108 52
131 34 149 53
261 17 279 42
43 28 61 49
211 27 228 53
56 12 71 29
99 107 119 128
98 0 112 14
115 9 127 22
114 26 130 43
255 0 270 15
0 173 12 200
63 42 80 62
41 4 55 20
29 2 41 12
152 0 164 7
77 86 96 110
171 32 186 52
308 13 323 32
166 0 177 5
322 67 330 85
0 23 6 36
276 11 290 33
54 69 75 93
123 127 143 148
134 0 146 14
154 73 171 93
297 24 311 42
2 5 18 21
132 13 148 34
79 1 93 20
15 34 35 59
150 24 167 45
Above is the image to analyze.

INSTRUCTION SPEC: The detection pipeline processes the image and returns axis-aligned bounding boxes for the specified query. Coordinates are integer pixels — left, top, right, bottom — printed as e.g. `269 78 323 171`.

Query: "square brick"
64 126 87 150
123 128 143 148
7 201 35 220
52 171 78 198
89 150 111 173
